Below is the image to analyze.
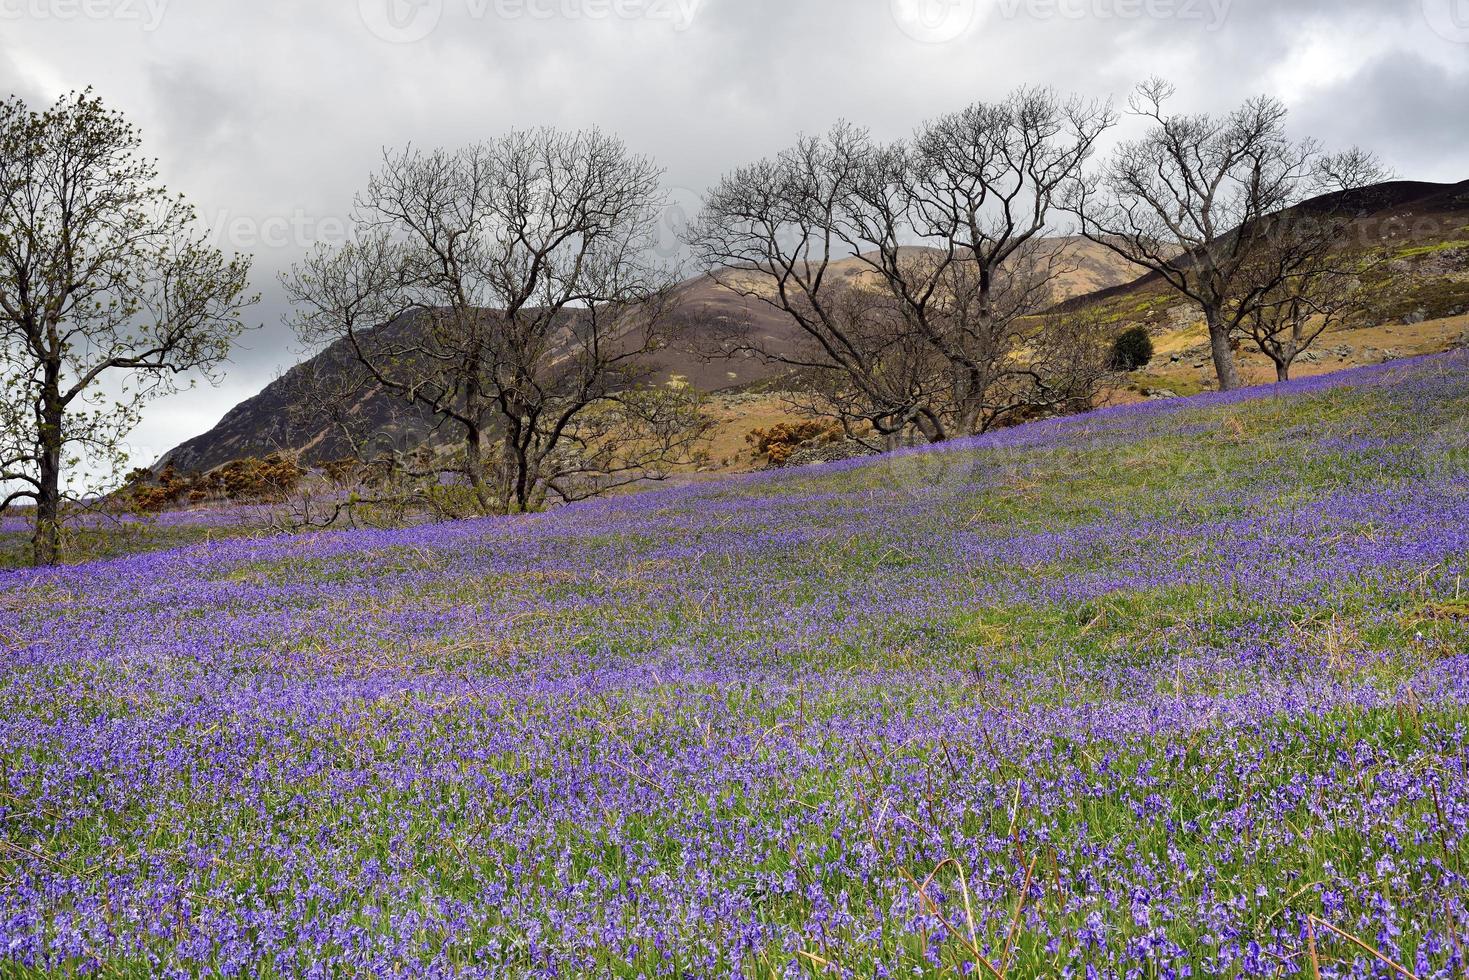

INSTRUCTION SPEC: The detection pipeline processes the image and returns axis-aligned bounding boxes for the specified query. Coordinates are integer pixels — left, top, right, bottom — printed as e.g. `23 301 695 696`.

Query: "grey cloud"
0 0 1462 457
1295 55 1469 182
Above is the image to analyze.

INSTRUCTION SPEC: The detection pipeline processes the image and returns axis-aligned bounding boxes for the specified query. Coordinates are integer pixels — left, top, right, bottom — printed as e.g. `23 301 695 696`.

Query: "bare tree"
264 352 439 532
859 88 1115 435
1029 307 1122 415
274 338 437 475
688 123 940 445
284 130 707 515
1233 152 1389 382
1241 268 1363 383
768 280 952 449
1071 79 1360 392
690 87 1116 445
0 90 255 565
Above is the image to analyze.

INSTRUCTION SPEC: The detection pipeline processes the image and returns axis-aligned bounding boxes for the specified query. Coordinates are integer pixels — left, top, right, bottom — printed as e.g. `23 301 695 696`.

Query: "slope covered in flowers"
3 353 1469 978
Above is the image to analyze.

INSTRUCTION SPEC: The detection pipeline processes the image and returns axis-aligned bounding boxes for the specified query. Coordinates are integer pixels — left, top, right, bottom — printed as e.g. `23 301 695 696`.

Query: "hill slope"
161 237 1141 472
4 350 1468 975
166 182 1469 473
1065 179 1469 394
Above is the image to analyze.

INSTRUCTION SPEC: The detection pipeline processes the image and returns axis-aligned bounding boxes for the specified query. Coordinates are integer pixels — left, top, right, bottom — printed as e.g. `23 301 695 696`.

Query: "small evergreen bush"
1110 327 1155 372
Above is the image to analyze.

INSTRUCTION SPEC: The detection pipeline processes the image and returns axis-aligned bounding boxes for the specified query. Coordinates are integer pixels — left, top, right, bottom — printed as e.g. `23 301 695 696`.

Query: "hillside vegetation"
2 353 1468 977
158 181 1469 494
1067 180 1469 397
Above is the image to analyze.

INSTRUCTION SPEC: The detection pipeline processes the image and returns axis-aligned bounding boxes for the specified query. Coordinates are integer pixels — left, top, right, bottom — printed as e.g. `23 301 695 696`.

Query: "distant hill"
1050 179 1469 397
161 237 1139 472
1056 180 1469 323
160 314 441 473
162 182 1469 474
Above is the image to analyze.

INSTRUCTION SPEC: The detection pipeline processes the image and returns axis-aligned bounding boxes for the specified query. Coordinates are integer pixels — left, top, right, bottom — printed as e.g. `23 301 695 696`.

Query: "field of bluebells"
3 353 1469 979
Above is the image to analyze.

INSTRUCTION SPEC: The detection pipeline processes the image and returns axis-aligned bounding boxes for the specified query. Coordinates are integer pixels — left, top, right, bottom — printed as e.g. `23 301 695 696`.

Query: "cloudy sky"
3 0 1466 464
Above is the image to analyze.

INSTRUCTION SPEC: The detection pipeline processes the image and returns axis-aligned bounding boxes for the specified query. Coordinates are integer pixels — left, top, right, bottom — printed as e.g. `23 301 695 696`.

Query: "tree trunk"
33 408 63 567
510 443 533 514
462 424 494 515
1204 307 1243 392
914 411 946 445
497 433 534 515
1276 362 1291 383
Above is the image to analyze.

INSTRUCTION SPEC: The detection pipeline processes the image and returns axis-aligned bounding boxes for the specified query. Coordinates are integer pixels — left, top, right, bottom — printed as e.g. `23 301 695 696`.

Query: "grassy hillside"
0 509 276 570
1070 180 1469 400
2 352 1468 977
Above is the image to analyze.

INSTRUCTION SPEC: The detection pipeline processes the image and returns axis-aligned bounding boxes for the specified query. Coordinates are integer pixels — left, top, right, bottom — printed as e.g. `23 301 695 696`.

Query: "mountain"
160 315 441 473
160 237 1140 472
1047 180 1469 395
1061 180 1469 311
162 181 1469 473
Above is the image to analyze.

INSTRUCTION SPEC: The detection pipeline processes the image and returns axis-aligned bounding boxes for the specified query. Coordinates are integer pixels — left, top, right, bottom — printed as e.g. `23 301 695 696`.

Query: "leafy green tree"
0 90 255 564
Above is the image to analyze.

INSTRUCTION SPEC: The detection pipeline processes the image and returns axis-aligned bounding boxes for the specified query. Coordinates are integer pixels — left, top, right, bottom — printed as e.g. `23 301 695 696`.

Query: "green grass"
0 519 266 570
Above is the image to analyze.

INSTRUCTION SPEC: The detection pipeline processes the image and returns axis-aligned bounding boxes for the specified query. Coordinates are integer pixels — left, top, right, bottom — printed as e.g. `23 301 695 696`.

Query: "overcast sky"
3 0 1466 464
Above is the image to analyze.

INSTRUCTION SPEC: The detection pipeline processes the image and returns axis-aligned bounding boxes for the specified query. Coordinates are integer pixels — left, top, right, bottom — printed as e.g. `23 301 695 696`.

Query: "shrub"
746 421 843 466
1110 326 1155 372
216 455 303 502
322 458 362 484
126 464 189 512
130 486 180 513
124 455 305 511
